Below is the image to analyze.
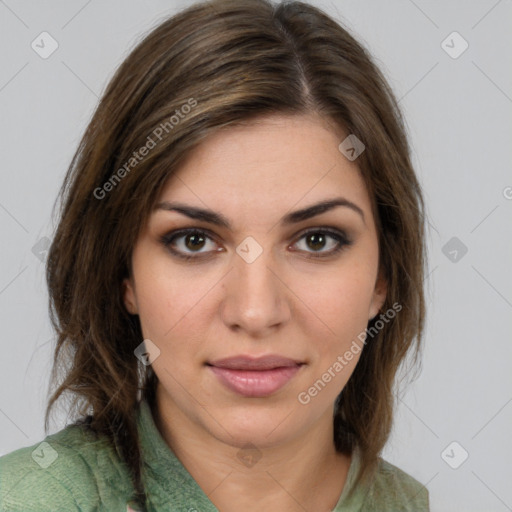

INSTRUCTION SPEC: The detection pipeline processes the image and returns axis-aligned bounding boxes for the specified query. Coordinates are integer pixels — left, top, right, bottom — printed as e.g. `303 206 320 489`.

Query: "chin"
206 404 308 448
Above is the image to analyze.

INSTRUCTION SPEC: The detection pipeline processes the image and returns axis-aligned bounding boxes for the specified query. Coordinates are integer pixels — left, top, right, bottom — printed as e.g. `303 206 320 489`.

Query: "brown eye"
161 229 219 259
184 232 206 251
305 232 327 251
292 229 351 258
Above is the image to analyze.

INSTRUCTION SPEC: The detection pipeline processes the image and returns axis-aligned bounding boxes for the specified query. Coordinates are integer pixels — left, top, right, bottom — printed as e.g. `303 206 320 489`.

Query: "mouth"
206 355 305 398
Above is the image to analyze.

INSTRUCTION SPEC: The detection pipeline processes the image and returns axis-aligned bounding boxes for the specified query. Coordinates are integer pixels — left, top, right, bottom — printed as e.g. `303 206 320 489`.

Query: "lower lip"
208 365 302 397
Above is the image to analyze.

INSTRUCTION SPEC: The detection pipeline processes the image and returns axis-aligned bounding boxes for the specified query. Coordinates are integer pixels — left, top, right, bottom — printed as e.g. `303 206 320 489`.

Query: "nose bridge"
221 239 289 332
235 243 275 295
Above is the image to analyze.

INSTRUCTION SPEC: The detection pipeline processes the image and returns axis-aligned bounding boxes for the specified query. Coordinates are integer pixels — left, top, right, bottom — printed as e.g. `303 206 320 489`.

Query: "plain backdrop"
1 1 511 511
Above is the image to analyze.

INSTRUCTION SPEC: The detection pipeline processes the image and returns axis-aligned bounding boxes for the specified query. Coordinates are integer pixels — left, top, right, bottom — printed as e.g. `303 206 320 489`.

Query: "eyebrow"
154 197 366 228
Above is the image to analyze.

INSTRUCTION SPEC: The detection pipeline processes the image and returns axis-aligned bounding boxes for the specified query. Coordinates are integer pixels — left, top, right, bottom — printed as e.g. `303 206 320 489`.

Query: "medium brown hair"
45 0 427 506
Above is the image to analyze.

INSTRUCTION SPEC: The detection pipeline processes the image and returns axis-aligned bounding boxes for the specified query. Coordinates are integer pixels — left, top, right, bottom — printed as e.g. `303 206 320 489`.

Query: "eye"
291 228 351 258
160 229 221 260
160 227 352 261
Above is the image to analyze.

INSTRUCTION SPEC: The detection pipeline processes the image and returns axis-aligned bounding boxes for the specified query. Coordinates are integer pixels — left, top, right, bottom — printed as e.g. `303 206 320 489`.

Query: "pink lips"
207 355 304 398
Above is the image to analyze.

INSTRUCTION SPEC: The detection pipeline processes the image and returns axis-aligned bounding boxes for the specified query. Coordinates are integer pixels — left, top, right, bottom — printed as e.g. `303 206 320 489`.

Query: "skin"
123 113 387 511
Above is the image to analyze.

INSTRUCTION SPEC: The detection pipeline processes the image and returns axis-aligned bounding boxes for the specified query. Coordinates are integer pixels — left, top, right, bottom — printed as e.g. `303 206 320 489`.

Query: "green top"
0 400 429 511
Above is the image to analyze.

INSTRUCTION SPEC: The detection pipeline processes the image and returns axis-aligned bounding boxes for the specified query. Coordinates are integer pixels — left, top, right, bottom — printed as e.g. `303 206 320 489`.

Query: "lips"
209 355 302 371
207 355 304 398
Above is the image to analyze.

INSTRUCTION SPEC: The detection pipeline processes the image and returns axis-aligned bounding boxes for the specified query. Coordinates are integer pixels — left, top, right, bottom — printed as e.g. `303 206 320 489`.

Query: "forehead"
157 114 373 225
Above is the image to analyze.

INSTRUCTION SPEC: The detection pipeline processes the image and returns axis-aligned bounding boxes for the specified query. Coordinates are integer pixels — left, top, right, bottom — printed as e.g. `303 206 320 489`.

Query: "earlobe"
122 278 138 315
369 271 387 321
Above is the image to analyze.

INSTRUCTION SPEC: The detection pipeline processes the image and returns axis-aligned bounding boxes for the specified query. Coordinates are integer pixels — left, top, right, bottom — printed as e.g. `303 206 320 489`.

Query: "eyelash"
160 227 352 261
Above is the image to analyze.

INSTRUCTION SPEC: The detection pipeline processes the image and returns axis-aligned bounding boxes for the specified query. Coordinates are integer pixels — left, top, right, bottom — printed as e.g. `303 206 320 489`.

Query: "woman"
0 0 429 510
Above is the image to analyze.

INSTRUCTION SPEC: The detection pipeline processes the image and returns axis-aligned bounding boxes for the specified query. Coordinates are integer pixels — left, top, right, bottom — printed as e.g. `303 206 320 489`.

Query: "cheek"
133 259 219 362
133 249 190 328
135 274 177 340
291 262 376 349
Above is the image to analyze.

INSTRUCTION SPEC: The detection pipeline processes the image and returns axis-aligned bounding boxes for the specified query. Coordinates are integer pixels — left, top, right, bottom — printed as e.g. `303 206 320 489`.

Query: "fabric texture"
0 400 429 511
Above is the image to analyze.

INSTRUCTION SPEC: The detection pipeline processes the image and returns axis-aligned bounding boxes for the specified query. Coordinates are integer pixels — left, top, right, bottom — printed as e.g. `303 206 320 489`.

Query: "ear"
122 277 139 315
368 269 387 321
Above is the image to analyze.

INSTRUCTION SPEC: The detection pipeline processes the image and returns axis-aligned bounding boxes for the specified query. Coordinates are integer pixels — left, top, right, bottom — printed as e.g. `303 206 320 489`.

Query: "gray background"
1 1 511 511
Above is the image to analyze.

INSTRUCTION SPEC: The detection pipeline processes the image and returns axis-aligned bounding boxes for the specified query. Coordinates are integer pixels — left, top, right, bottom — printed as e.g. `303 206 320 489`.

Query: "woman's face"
123 114 386 449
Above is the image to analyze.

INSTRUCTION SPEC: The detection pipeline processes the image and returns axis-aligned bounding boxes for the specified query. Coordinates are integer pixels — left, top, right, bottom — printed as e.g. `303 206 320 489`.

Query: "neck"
153 387 352 512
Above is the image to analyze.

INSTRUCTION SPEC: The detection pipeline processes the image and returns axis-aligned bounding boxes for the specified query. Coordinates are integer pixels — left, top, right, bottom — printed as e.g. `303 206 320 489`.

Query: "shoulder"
362 457 430 511
0 422 134 511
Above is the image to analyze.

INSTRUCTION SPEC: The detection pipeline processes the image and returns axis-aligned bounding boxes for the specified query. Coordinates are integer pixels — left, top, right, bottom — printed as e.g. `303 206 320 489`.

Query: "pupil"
186 233 205 251
308 233 325 251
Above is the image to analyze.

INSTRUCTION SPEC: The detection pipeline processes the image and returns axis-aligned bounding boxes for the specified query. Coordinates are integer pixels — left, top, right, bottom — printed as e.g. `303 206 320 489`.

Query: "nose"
219 244 291 336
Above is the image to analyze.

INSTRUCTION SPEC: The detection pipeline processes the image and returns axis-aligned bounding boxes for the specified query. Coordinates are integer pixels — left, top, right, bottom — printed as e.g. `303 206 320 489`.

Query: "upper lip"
207 355 303 371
